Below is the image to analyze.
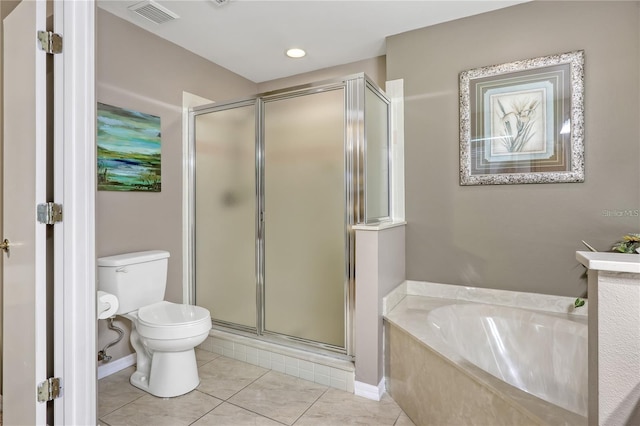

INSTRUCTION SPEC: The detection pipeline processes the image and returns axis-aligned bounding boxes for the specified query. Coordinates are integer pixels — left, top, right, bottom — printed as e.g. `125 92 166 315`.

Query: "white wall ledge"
576 251 640 274
352 221 406 231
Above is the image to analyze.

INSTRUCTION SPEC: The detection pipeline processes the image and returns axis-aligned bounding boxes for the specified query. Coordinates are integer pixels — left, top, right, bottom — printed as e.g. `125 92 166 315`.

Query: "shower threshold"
198 328 355 394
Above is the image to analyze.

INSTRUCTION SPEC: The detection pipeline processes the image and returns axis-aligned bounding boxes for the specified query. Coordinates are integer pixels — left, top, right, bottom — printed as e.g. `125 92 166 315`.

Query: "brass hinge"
37 202 62 225
37 377 61 403
37 30 62 55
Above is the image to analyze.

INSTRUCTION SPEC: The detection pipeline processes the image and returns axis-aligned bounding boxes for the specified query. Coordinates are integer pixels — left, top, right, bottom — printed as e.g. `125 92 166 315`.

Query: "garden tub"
384 292 587 425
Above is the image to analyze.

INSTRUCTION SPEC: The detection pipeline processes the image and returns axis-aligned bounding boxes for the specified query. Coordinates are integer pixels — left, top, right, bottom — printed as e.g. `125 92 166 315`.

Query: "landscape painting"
97 102 161 192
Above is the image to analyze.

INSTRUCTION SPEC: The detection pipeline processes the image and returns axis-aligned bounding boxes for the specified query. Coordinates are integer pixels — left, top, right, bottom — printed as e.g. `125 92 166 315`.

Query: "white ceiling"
97 0 528 83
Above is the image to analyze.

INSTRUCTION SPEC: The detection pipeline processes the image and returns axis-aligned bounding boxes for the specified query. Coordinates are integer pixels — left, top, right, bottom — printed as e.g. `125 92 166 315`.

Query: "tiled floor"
99 349 416 426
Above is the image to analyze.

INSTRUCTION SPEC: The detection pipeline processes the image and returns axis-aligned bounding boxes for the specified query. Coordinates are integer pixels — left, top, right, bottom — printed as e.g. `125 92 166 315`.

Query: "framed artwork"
459 50 584 185
97 102 161 192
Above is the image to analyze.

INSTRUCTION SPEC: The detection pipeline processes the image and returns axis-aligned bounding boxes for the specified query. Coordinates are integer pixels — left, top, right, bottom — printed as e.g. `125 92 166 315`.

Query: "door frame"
53 0 96 424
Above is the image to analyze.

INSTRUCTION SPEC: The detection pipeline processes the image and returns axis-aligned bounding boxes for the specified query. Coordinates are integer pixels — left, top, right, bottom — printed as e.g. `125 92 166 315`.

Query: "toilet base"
130 348 200 398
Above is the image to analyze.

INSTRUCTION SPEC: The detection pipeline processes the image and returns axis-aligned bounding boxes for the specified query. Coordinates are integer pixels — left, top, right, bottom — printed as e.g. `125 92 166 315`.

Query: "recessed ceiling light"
286 48 306 59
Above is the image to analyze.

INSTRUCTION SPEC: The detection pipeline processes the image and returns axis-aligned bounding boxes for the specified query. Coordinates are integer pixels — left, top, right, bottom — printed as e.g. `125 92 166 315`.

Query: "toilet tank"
97 250 170 315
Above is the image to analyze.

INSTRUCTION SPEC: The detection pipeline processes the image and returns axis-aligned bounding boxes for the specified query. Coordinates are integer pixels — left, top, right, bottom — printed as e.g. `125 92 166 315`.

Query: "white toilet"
97 250 211 398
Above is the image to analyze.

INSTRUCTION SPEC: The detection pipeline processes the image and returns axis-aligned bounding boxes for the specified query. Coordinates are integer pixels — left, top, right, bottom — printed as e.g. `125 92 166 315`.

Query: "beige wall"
387 1 640 297
96 9 257 362
257 56 386 93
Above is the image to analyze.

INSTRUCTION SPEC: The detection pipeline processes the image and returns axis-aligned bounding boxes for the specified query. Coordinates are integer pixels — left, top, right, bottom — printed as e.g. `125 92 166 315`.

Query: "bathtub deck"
384 294 587 426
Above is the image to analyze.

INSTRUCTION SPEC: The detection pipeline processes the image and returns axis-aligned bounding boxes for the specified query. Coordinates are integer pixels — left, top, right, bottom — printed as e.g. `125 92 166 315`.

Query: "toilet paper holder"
97 291 123 362
97 290 119 319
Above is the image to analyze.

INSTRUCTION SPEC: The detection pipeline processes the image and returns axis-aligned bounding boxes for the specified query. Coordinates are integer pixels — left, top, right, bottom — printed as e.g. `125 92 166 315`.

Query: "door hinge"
37 377 61 403
37 202 62 225
37 30 62 55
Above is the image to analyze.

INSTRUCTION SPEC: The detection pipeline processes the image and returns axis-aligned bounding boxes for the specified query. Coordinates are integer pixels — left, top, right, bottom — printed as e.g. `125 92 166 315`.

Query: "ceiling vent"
128 1 179 25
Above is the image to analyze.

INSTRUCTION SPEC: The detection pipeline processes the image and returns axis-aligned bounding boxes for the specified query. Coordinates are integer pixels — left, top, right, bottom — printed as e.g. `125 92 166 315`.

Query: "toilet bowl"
126 301 211 397
97 250 212 398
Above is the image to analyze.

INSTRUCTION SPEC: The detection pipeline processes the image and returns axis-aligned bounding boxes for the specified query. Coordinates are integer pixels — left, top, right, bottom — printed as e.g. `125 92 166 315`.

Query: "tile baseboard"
199 330 355 394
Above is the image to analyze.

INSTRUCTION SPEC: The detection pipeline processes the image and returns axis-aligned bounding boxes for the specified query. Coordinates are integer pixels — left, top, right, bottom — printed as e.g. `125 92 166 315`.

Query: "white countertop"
576 251 640 274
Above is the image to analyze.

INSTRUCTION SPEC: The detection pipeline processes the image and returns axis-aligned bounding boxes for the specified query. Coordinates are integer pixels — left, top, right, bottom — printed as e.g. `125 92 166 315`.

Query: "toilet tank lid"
97 250 170 267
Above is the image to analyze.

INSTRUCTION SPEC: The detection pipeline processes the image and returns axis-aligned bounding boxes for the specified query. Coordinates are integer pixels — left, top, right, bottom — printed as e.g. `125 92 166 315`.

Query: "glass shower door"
262 88 346 348
190 74 389 355
194 102 257 330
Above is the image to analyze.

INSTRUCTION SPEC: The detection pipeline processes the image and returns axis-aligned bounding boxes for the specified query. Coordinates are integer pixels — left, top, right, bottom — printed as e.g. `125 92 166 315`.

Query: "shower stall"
188 74 390 357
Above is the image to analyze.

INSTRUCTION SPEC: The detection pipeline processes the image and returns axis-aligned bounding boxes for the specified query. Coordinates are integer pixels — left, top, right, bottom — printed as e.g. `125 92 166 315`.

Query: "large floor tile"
197 356 269 400
295 388 402 426
228 371 327 425
191 402 283 426
98 357 415 426
98 367 146 418
102 390 222 426
195 348 220 366
394 412 417 426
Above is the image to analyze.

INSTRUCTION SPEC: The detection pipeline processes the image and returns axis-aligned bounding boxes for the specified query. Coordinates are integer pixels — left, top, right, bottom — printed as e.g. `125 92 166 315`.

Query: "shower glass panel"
364 84 390 223
194 103 257 330
262 89 346 347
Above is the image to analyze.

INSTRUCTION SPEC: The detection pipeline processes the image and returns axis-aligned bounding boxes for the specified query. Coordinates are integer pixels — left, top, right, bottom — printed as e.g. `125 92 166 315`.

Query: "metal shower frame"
187 73 390 358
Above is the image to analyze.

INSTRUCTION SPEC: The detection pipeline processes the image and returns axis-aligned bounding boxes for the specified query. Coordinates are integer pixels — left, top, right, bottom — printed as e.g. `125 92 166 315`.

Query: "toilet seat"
135 301 211 340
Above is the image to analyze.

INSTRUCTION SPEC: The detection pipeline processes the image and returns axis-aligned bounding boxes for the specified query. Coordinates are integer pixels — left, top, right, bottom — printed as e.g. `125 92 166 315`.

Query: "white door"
3 0 50 424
